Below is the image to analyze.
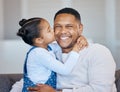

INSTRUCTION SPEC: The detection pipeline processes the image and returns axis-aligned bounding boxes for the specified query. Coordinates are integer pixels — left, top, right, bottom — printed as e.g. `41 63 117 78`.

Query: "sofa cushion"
0 75 11 92
0 74 23 92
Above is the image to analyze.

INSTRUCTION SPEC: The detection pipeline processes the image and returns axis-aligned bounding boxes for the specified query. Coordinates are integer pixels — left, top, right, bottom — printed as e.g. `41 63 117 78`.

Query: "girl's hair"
17 17 43 45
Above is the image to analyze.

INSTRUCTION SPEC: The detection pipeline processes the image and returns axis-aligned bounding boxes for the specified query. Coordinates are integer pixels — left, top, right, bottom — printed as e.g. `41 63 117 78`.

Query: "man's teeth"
60 37 69 40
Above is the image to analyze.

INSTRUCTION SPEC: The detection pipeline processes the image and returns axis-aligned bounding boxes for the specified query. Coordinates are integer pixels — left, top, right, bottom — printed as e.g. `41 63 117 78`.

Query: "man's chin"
59 44 73 50
59 44 69 49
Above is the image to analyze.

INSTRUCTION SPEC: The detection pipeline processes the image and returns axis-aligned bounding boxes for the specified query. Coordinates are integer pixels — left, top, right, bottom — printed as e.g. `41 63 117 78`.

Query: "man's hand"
28 84 56 92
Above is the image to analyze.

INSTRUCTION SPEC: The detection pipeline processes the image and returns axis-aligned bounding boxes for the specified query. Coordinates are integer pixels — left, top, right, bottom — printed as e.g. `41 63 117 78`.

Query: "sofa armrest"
0 74 23 92
115 69 120 92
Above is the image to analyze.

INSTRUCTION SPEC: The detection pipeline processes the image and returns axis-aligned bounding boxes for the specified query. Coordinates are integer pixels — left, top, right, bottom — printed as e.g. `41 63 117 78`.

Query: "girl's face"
39 19 55 45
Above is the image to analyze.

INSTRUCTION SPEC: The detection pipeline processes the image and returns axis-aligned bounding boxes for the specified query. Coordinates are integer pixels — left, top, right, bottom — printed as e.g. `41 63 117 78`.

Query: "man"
28 7 116 92
10 7 116 92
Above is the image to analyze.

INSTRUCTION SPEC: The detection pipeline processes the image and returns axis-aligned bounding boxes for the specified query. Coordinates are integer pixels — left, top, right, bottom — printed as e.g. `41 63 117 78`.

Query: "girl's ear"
34 37 44 44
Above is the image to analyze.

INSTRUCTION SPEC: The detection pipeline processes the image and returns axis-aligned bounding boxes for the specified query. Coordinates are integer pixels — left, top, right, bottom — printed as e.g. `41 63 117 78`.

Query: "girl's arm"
32 48 79 75
33 35 88 75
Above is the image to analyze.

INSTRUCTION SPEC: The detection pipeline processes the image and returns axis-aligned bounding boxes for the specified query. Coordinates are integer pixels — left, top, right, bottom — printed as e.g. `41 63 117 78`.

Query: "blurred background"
0 0 120 73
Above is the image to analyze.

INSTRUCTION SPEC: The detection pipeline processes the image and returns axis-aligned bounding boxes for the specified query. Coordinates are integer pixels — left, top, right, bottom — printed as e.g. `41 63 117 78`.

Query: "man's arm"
28 84 56 92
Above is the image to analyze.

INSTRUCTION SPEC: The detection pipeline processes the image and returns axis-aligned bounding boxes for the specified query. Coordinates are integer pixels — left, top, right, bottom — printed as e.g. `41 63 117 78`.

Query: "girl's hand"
72 35 88 53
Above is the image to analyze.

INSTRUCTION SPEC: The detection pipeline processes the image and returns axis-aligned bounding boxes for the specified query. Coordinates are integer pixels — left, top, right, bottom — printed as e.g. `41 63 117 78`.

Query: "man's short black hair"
54 7 81 22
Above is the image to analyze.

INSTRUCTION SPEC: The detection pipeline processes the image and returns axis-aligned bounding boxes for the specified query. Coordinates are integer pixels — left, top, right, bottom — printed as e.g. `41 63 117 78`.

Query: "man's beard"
58 40 77 49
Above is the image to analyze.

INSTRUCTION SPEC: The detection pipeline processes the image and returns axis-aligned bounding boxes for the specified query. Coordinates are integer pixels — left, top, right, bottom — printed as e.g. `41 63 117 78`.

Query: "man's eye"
66 26 73 29
67 26 73 28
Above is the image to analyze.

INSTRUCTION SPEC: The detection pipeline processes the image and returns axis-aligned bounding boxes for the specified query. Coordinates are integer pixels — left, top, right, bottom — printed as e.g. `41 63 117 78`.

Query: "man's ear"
78 23 83 36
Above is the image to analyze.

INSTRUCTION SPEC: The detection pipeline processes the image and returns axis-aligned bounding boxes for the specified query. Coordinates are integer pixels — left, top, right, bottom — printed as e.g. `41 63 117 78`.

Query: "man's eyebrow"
54 23 60 25
66 24 73 26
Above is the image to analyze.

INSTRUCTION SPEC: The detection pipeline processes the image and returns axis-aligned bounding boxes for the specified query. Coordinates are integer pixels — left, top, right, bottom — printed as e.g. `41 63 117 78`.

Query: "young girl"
17 17 87 92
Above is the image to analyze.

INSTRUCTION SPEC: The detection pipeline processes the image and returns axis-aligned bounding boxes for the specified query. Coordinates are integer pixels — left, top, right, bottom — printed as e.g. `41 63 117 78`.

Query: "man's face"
54 13 83 53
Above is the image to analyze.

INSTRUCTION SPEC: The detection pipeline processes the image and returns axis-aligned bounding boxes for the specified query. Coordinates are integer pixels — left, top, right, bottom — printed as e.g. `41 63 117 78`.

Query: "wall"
27 0 63 26
0 0 120 73
73 0 106 44
3 0 21 39
115 0 120 68
0 40 30 73
0 0 4 39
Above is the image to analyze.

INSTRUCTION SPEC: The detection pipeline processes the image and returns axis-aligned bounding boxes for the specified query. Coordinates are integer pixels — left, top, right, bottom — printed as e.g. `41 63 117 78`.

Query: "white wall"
115 0 120 68
116 0 120 41
0 0 120 73
0 40 31 74
27 0 63 26
0 0 4 39
73 0 106 44
3 0 21 39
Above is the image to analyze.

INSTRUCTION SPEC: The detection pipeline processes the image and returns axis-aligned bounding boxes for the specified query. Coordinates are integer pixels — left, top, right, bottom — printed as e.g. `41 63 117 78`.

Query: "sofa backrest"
0 74 23 92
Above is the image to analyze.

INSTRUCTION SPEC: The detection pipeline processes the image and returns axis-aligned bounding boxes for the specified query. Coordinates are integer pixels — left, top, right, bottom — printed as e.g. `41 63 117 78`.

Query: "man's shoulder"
86 42 111 55
89 43 109 50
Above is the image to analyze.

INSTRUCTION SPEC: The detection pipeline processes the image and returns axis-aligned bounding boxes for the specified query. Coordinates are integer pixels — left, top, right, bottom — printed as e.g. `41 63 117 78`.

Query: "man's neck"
62 47 73 53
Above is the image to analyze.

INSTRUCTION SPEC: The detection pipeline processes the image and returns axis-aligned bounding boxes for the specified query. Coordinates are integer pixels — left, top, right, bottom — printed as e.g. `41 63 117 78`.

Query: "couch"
0 70 120 92
0 74 22 92
115 69 120 92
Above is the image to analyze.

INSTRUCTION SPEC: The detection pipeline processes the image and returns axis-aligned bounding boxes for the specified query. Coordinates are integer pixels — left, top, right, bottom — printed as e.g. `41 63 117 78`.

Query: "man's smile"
59 34 71 41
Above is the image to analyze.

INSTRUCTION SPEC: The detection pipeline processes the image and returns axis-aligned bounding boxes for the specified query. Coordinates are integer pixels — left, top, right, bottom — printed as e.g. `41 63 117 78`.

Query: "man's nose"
61 27 67 33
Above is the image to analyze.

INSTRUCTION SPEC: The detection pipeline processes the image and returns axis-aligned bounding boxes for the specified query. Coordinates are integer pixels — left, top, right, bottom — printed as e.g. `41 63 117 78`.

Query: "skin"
28 13 84 92
54 14 83 53
34 19 55 49
40 19 55 44
34 18 85 52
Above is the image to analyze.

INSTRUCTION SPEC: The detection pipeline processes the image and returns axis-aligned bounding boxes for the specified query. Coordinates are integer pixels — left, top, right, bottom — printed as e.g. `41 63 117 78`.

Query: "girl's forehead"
38 19 50 30
41 19 50 27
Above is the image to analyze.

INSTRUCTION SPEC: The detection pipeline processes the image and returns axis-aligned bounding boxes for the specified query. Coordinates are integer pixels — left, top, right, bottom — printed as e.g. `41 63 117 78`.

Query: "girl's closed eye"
48 29 50 32
47 26 51 32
